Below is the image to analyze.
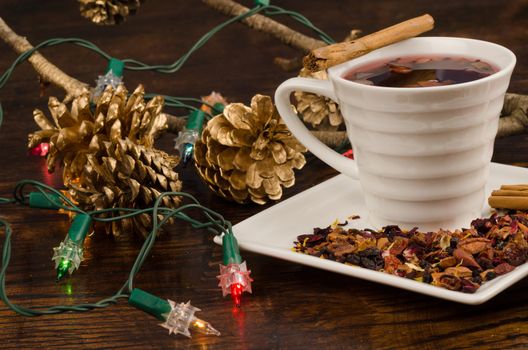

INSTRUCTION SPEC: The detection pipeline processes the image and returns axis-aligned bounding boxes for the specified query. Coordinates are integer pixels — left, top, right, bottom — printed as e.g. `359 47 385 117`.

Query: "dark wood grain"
0 1 527 349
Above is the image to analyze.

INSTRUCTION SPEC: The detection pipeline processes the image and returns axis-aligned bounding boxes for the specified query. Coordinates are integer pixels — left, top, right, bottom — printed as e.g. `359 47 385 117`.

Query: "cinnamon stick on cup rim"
303 14 435 72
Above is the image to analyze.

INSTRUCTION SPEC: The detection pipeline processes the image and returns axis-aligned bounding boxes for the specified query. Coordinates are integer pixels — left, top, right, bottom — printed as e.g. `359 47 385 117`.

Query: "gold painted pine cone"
28 84 182 238
294 68 343 128
79 0 143 25
194 94 307 205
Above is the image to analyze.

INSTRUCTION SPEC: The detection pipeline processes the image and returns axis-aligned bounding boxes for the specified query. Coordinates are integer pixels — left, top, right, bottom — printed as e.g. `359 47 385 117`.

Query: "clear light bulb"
217 261 253 307
52 236 83 281
160 300 220 338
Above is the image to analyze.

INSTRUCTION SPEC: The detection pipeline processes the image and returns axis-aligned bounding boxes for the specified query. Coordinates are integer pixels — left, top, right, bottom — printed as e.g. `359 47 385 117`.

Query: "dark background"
0 0 527 349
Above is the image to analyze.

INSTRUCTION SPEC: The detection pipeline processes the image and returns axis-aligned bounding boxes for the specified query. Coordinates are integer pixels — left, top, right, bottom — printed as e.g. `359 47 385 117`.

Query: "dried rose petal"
403 246 421 263
296 234 325 247
494 262 516 275
293 212 528 295
358 230 376 240
461 278 480 293
471 217 493 234
383 225 404 240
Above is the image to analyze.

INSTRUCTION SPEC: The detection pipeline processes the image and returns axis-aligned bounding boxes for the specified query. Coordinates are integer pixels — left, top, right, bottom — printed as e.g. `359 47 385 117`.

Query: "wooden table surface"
0 1 527 349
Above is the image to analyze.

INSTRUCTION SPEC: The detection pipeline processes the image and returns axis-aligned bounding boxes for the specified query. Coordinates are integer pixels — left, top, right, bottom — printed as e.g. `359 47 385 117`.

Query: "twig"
0 17 88 102
273 56 303 72
0 17 187 130
0 12 526 140
202 0 326 52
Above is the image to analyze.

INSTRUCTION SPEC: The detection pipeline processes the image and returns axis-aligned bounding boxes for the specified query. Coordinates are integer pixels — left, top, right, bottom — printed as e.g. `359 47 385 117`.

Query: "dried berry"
359 248 384 270
423 273 433 284
383 225 403 241
346 254 361 265
486 271 497 280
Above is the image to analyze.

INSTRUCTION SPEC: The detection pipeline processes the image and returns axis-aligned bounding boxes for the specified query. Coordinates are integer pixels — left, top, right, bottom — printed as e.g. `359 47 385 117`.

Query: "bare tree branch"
202 0 326 52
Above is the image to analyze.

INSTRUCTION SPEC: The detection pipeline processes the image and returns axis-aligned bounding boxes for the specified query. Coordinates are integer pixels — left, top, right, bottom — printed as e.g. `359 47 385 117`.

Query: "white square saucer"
214 163 528 304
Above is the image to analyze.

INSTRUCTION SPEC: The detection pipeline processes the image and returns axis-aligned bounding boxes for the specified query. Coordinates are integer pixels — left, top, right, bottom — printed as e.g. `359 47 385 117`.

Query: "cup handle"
275 77 359 179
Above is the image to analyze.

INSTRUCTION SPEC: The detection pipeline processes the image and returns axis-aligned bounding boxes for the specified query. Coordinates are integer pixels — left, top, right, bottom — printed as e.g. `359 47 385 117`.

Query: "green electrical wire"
0 180 233 316
121 5 267 73
0 2 338 317
264 5 335 44
0 3 337 128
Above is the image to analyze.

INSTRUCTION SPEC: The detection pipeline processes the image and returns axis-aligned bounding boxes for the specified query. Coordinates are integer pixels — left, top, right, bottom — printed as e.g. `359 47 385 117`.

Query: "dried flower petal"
293 212 528 294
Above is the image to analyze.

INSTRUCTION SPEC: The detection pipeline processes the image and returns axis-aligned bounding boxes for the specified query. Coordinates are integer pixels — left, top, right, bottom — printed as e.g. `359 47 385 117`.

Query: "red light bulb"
40 143 50 156
230 283 243 307
342 149 354 159
29 142 50 157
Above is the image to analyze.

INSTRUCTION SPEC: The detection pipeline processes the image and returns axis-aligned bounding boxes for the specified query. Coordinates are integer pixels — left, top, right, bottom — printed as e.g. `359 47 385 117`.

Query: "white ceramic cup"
275 37 516 231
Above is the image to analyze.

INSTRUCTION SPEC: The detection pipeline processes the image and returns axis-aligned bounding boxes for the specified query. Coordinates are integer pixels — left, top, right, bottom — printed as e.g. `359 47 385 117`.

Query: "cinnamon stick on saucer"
488 184 528 210
303 14 435 72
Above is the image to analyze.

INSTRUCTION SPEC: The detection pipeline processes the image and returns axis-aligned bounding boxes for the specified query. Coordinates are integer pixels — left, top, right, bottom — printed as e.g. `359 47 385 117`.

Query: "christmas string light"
52 213 92 281
129 289 220 337
1 179 250 333
93 57 124 100
0 0 337 336
29 142 50 157
0 1 336 128
174 109 206 165
217 234 253 307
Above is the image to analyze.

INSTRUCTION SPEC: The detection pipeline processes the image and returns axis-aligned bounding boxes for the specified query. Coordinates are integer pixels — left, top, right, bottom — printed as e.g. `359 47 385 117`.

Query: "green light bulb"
56 259 72 281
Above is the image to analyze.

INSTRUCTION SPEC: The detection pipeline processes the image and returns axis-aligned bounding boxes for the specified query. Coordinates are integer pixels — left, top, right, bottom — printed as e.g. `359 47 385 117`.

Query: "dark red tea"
343 56 498 88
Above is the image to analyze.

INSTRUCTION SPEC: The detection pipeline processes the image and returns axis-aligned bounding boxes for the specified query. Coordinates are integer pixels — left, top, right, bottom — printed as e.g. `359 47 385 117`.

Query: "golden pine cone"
194 94 307 205
28 84 182 238
294 68 343 128
79 0 143 25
